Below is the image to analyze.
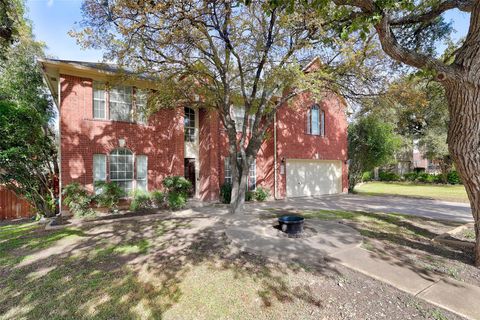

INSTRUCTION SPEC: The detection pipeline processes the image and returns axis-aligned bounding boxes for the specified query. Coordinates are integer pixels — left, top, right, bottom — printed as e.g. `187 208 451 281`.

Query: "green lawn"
355 181 468 203
0 215 458 320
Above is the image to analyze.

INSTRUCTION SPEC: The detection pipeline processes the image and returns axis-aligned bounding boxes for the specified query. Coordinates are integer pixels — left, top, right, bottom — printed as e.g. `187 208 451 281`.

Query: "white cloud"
47 0 54 7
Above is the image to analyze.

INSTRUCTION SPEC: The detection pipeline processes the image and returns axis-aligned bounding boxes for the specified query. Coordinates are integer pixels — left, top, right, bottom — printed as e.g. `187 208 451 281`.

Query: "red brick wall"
199 109 221 201
59 74 184 194
275 92 348 197
59 74 347 202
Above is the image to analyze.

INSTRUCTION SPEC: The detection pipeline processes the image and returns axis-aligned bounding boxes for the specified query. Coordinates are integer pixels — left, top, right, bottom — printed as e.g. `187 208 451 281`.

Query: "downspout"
58 77 62 215
273 112 277 199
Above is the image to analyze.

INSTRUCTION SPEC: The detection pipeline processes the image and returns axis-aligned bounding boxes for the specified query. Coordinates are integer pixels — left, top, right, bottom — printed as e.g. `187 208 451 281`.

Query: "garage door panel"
286 160 342 197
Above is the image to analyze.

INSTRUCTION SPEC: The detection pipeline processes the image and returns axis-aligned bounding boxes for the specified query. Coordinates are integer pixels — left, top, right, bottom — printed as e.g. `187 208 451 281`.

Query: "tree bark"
445 79 480 266
229 155 250 214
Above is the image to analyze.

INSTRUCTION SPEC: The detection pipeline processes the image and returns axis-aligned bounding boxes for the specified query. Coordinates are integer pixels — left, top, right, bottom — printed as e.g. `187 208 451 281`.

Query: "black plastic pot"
278 215 305 235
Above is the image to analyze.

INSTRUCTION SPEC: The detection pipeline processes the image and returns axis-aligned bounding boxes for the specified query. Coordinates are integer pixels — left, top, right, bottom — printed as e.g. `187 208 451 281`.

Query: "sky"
26 0 472 63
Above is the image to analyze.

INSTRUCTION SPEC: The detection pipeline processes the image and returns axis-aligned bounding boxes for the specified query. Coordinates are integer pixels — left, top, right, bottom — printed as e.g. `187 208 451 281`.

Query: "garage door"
286 160 342 197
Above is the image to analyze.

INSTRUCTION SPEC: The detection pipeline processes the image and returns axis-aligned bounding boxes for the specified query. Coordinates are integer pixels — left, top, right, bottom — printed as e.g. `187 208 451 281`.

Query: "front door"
184 158 196 197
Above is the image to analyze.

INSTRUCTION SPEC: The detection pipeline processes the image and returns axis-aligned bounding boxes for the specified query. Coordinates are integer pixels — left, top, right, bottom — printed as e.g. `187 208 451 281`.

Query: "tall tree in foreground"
0 3 58 217
274 0 480 266
72 0 386 213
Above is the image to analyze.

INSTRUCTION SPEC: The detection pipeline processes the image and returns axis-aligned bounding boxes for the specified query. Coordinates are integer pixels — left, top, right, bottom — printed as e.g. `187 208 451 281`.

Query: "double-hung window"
93 82 106 119
231 106 255 132
184 107 196 142
93 154 106 194
110 85 133 121
136 155 148 192
135 89 148 124
110 148 134 194
307 104 325 136
224 156 256 191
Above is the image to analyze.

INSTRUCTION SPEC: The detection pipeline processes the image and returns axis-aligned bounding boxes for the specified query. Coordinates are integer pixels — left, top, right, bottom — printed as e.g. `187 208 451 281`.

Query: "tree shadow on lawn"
265 208 474 281
0 215 337 319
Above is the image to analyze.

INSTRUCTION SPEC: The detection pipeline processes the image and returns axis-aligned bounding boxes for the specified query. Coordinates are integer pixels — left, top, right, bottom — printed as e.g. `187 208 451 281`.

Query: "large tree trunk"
445 79 480 266
229 156 250 214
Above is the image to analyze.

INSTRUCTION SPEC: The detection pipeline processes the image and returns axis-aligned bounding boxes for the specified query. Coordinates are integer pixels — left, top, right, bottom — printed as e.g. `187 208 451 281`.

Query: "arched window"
184 107 196 142
307 104 325 136
110 148 134 194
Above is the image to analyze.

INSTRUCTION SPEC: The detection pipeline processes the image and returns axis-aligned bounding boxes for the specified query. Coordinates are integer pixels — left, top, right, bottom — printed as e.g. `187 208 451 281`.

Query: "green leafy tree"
72 0 388 214
0 0 24 59
348 115 400 191
0 4 58 217
361 76 451 180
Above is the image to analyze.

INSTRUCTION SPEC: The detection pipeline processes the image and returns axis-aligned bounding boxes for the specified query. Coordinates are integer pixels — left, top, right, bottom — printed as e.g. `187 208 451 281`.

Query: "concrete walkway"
220 201 478 320
249 194 473 222
331 247 480 320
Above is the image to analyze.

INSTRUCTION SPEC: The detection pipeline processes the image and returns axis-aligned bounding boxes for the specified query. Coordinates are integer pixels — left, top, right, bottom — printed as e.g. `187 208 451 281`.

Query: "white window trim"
93 81 107 120
109 85 133 122
136 155 148 192
224 156 256 191
307 104 325 136
93 154 107 194
109 148 134 195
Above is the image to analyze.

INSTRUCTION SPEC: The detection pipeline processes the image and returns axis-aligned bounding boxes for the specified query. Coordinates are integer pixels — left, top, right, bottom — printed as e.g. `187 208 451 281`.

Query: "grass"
0 214 470 319
0 217 333 319
355 181 468 203
294 208 478 284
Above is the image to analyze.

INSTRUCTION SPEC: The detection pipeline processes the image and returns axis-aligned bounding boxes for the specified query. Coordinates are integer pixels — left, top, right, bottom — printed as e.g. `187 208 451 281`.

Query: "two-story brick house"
39 58 348 205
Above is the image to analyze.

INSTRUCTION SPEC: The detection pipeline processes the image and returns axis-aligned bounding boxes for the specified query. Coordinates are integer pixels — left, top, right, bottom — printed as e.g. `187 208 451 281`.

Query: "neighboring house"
378 144 440 178
39 58 348 205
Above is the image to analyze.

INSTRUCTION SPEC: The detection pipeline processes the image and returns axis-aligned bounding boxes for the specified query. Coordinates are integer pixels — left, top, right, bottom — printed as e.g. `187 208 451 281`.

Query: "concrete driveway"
250 194 472 222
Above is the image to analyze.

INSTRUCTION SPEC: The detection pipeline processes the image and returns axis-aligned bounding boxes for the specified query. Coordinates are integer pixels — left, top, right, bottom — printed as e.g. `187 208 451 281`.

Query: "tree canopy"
347 114 400 191
0 1 58 216
73 0 390 213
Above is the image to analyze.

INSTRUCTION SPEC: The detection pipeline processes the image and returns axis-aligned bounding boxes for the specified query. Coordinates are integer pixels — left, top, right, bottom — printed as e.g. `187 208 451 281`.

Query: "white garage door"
286 160 342 197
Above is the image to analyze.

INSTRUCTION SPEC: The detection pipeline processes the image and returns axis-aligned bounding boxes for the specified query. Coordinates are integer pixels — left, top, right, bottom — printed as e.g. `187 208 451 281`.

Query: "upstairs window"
231 106 255 132
93 81 106 119
110 86 133 121
184 107 196 142
135 89 148 124
307 104 325 136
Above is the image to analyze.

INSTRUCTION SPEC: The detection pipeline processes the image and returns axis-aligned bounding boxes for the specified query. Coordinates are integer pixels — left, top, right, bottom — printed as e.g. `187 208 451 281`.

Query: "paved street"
250 194 472 222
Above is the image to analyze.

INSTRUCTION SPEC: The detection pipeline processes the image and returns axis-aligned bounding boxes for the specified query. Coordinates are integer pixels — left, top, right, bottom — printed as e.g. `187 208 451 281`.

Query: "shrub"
162 176 192 195
361 171 373 182
403 172 418 182
167 191 187 209
245 190 254 202
150 190 166 208
254 187 269 202
162 176 191 210
130 190 152 211
447 170 461 185
378 171 400 182
62 182 94 217
417 172 435 183
94 181 124 211
220 183 232 204
433 174 444 184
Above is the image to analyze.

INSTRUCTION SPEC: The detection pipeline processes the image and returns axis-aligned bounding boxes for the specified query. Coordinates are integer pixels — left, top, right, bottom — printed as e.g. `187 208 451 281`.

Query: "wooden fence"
0 186 34 220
